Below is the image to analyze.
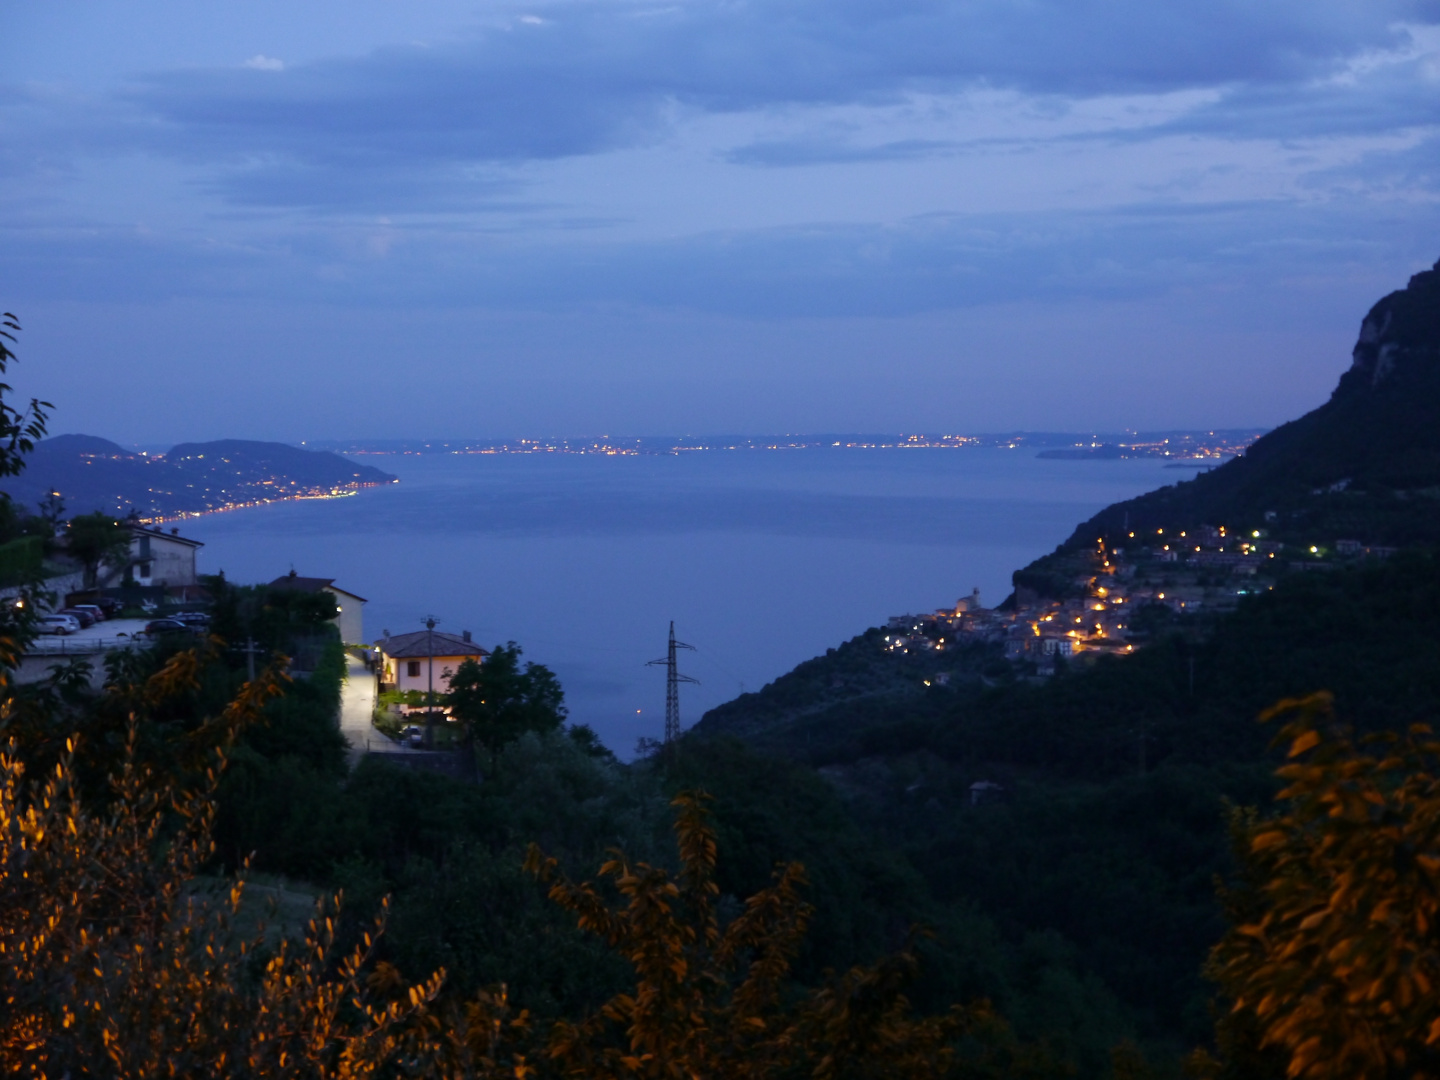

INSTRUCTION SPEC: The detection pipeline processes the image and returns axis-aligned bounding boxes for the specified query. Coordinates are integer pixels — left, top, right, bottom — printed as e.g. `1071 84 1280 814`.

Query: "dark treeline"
156 549 1434 1074
691 550 1440 1057
203 642 1133 1073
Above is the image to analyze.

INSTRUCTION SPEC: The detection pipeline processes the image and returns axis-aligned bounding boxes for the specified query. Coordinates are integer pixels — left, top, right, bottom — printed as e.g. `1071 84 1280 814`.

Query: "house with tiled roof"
375 627 488 702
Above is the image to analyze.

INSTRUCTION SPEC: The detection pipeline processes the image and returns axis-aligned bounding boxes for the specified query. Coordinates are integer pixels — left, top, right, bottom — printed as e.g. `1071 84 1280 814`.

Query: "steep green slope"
1060 258 1440 549
689 542 1440 1054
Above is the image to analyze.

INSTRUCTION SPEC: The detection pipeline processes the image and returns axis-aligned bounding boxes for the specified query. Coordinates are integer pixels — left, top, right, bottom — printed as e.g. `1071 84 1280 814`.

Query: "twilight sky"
3 0 1438 443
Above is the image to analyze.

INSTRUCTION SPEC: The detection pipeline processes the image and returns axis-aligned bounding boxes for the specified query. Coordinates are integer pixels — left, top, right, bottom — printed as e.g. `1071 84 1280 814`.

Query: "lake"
185 447 1185 754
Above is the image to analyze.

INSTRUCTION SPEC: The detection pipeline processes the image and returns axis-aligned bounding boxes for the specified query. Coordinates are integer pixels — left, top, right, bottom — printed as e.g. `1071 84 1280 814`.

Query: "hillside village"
888 523 1397 676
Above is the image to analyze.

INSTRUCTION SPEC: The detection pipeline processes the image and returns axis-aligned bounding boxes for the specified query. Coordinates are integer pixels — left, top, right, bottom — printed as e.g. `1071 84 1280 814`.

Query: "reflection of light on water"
137 483 386 525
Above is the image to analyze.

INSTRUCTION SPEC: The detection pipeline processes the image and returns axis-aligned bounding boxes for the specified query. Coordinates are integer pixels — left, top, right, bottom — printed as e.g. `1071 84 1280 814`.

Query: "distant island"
3 435 398 520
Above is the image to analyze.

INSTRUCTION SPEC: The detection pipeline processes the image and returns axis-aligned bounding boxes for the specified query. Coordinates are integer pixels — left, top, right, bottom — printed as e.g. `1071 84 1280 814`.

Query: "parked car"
143 618 190 636
172 611 212 626
71 604 106 622
57 608 96 628
402 724 424 748
38 614 80 635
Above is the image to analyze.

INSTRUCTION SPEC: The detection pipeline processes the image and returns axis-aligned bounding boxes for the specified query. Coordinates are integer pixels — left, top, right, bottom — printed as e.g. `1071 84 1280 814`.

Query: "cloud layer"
0 0 1437 438
105 1 1432 200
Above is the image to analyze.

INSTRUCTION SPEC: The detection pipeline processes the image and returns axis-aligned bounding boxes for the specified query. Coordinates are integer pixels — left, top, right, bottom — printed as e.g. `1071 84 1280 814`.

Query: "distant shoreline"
312 429 1266 459
135 483 387 525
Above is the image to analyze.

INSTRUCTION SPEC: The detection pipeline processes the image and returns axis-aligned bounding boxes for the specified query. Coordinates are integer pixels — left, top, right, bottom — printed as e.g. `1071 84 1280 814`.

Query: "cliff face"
1337 260 1440 398
1058 257 1440 550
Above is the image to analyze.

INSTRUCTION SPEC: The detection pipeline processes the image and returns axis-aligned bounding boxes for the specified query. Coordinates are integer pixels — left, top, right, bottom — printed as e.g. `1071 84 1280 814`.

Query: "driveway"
339 653 464 772
339 652 381 767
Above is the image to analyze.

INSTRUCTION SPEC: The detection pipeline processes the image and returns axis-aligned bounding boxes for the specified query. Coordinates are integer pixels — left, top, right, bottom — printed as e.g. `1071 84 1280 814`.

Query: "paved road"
338 654 463 773
339 653 382 767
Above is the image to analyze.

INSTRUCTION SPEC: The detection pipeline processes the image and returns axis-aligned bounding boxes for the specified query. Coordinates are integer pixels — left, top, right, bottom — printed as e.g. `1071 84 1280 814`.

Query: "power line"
647 620 698 745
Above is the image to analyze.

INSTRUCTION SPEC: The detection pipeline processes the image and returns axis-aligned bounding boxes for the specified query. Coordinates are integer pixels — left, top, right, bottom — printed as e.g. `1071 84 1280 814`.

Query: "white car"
38 614 80 635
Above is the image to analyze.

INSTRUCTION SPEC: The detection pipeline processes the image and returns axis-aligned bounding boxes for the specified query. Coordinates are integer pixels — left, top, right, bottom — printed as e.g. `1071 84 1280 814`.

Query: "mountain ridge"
1053 257 1440 552
1 435 397 518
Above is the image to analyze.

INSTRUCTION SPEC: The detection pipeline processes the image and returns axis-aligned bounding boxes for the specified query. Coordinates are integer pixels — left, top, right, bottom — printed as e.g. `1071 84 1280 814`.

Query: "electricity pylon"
647 621 698 745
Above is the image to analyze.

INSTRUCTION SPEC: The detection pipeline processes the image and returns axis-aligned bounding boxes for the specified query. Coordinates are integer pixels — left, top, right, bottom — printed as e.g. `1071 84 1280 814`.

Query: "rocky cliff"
1057 258 1440 551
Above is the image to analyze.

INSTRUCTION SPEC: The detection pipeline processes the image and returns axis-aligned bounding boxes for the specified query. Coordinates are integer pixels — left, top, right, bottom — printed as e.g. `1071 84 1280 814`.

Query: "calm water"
185 448 1182 754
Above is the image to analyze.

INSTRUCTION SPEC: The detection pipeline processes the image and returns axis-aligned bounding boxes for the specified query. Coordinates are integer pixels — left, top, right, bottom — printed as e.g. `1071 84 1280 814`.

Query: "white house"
376 628 487 700
127 524 202 589
267 571 368 644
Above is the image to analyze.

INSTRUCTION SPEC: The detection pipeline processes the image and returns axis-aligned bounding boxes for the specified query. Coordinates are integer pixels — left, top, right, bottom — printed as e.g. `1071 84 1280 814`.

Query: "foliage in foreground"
1204 693 1440 1080
0 654 441 1078
523 791 1053 1079
0 639 1048 1077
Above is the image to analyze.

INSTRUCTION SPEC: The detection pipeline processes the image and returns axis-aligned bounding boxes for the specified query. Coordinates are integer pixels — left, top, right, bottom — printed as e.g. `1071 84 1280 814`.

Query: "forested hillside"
1055 258 1440 551
3 434 396 517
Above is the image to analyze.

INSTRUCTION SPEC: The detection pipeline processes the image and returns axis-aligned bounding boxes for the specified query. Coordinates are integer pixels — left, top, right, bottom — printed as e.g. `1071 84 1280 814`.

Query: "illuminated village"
885 523 1397 676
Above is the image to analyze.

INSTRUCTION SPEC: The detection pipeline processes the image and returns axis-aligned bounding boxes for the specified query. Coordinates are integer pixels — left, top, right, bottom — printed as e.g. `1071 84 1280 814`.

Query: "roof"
128 524 204 549
377 629 488 659
267 570 368 602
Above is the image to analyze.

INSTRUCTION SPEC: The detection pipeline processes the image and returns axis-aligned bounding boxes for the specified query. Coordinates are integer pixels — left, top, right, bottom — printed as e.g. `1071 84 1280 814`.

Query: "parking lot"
28 617 162 654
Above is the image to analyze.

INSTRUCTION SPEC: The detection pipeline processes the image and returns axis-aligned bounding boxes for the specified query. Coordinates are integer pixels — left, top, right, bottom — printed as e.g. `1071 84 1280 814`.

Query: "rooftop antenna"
647 621 698 747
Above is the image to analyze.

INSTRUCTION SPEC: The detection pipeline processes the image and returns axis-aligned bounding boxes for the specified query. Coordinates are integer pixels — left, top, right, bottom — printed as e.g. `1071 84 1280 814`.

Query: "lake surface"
185 448 1184 754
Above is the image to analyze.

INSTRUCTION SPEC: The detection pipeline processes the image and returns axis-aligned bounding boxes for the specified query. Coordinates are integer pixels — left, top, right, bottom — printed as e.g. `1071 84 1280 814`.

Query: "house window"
138 562 151 578
406 661 422 678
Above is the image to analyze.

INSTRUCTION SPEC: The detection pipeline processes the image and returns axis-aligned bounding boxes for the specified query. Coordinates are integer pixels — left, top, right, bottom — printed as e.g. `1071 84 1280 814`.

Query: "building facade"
128 525 203 588
375 628 488 700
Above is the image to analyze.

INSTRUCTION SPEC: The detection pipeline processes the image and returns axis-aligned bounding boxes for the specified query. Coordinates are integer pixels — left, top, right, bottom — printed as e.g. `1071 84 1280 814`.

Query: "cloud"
97 0 1434 209
725 137 957 166
3 0 1436 318
1153 38 1440 141
6 194 1437 318
208 159 526 213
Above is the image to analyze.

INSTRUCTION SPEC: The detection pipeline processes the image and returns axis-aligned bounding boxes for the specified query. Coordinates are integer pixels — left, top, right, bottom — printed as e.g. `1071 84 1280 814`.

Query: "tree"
65 511 131 588
0 314 51 673
446 642 566 775
0 313 50 481
521 791 1051 1079
1205 692 1440 1080
0 650 445 1077
264 584 340 627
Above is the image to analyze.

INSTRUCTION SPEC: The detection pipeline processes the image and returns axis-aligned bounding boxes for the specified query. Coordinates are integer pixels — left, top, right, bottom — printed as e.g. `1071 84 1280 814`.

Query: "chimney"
462 630 472 643
170 527 179 535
